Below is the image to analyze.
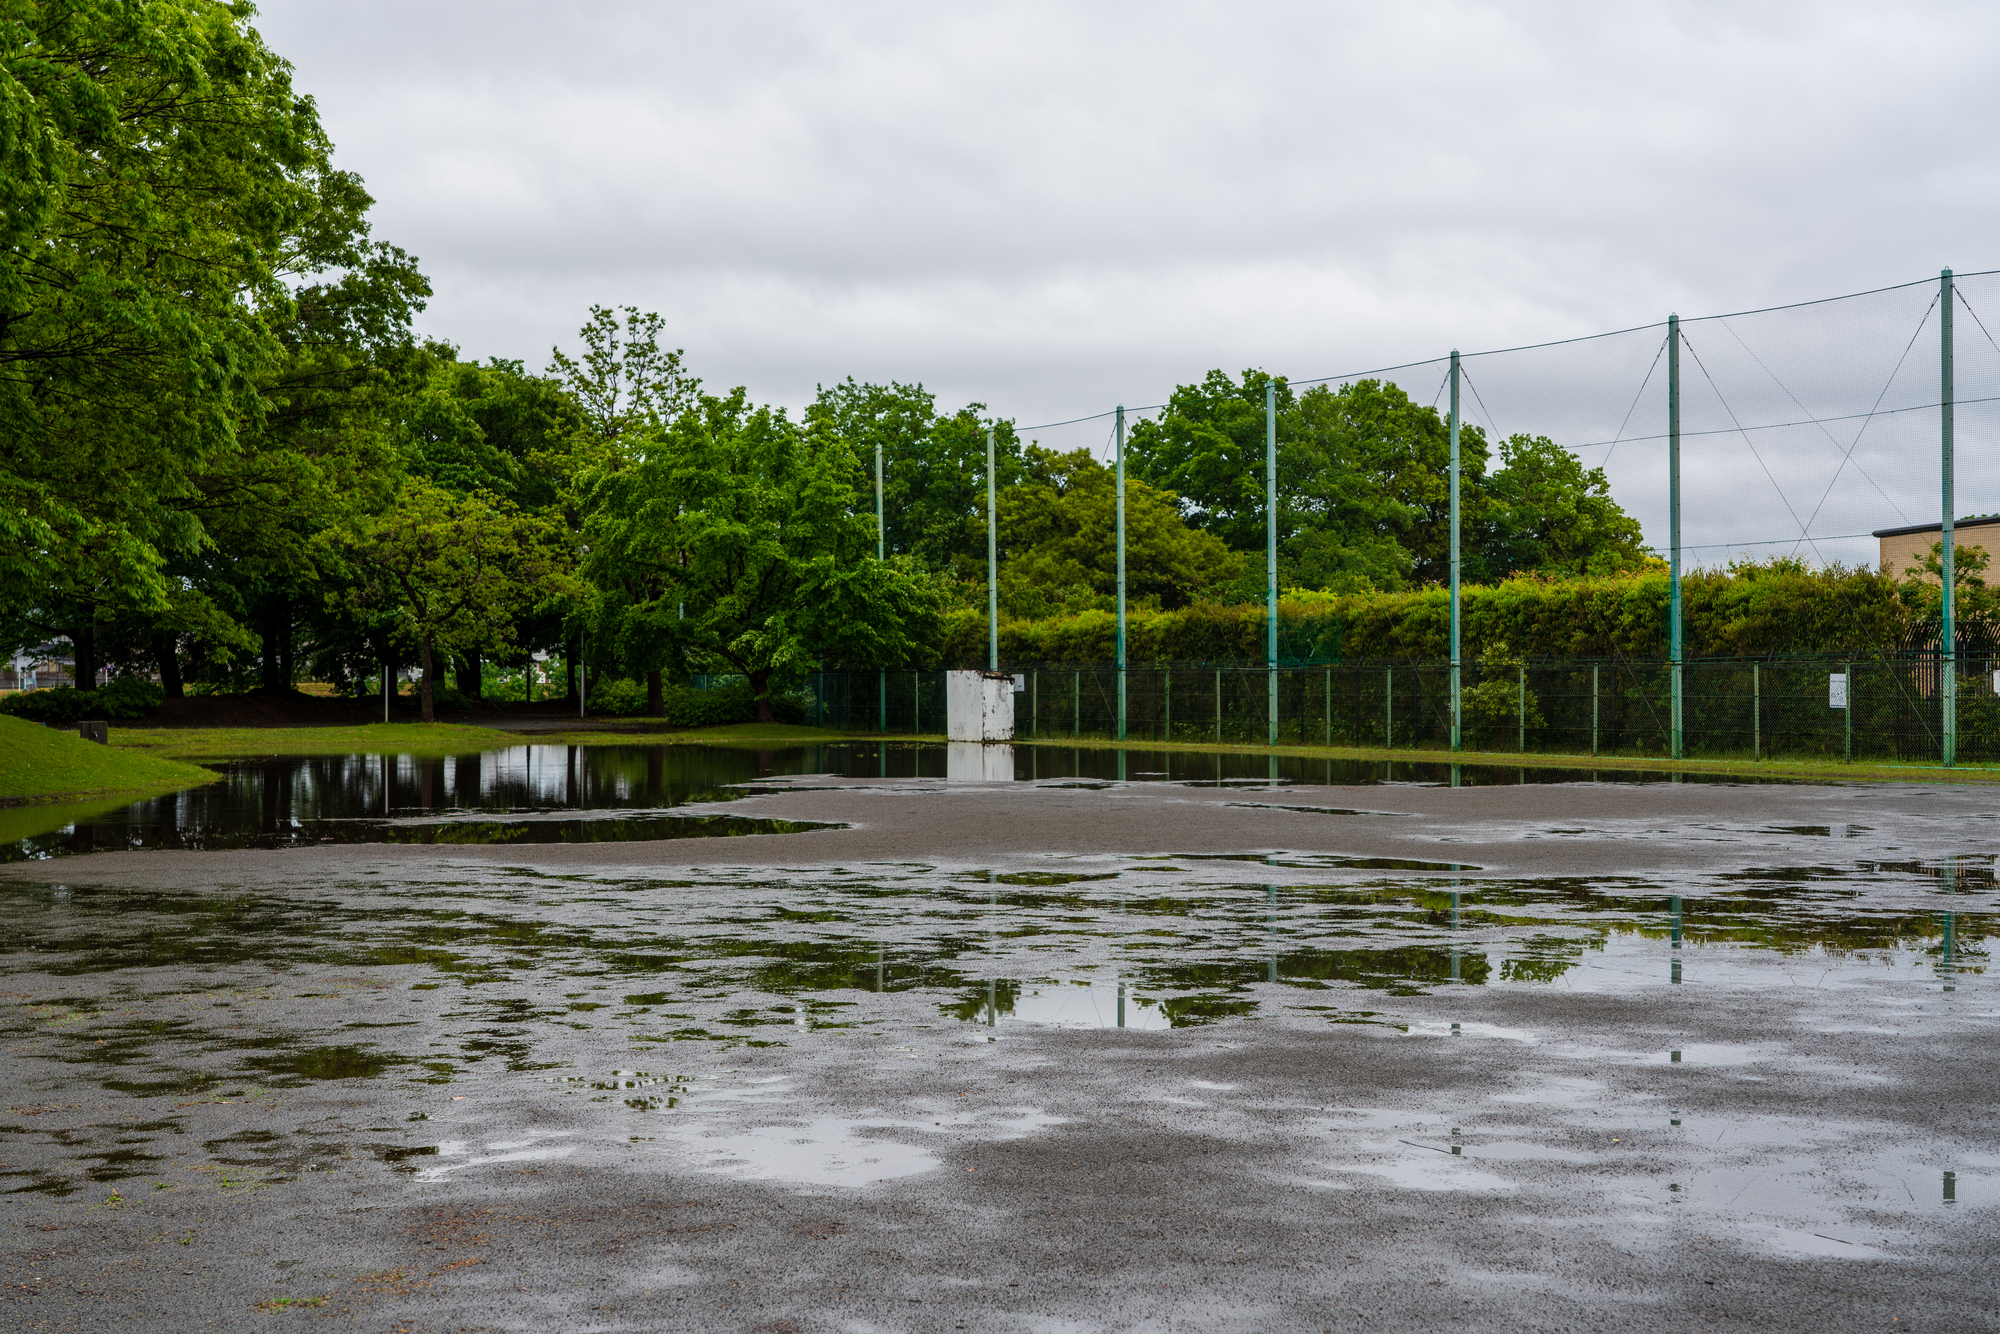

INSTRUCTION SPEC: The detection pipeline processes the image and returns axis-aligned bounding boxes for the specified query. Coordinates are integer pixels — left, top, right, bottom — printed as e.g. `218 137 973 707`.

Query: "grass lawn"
0 715 219 803
112 722 530 761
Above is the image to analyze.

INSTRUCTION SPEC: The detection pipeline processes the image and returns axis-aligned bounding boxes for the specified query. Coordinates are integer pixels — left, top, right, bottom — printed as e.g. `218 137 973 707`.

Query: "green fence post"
1073 670 1080 738
1591 664 1599 757
1845 660 1853 761
1215 669 1221 744
1668 315 1684 760
1324 667 1331 748
1385 666 1393 750
1116 405 1128 741
1941 268 1957 767
1449 350 1462 752
1163 669 1171 741
1266 381 1279 747
1518 664 1526 752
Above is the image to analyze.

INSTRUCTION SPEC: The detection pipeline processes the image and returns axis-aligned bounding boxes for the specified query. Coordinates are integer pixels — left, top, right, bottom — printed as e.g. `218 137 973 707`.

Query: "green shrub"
582 678 808 725
1 679 163 723
588 678 648 717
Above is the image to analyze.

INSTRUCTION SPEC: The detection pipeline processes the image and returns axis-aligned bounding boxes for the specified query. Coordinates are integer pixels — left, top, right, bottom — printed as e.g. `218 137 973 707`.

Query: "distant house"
1874 516 2000 585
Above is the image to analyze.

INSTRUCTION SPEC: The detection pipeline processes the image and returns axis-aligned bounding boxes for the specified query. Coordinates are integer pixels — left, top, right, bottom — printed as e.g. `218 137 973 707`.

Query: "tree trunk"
456 651 482 699
260 598 286 691
152 633 183 699
70 620 97 692
750 668 774 722
646 668 664 718
419 635 437 723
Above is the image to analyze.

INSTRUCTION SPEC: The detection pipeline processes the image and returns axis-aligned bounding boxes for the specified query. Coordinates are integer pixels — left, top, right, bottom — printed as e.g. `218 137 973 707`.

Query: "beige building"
1875 516 2000 585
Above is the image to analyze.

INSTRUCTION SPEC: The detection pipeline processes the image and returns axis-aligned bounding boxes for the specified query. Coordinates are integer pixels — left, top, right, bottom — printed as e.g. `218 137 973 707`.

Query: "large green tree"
1130 369 1645 593
0 0 352 620
805 380 1024 578
578 389 943 719
997 447 1243 615
330 481 577 722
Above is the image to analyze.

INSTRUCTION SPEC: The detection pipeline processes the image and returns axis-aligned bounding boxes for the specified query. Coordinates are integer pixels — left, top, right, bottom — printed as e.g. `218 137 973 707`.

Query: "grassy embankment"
0 714 218 804
102 717 2000 784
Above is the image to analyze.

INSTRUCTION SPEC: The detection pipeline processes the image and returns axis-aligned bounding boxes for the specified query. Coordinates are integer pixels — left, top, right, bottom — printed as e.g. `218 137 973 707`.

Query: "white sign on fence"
1828 672 1848 709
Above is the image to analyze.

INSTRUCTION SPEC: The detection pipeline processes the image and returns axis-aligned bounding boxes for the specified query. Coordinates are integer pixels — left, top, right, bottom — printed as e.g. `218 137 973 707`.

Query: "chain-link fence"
807 654 2000 764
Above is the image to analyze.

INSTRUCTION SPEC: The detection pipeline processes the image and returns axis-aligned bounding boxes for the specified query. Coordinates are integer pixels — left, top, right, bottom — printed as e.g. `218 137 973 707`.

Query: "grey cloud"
258 0 2000 566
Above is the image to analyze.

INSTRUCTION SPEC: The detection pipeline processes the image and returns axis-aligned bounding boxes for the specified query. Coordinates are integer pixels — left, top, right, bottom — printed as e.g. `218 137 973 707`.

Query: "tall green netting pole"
1265 379 1278 746
875 436 886 732
1116 405 1128 741
986 426 999 672
1668 315 1684 761
1449 350 1462 753
1941 269 1957 767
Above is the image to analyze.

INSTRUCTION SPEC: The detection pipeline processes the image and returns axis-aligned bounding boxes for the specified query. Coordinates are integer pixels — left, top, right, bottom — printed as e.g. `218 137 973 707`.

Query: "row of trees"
0 1 1653 721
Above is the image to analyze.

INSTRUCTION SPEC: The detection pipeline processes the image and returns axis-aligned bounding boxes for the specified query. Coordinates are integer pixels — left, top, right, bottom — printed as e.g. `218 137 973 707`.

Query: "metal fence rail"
806 655 2000 764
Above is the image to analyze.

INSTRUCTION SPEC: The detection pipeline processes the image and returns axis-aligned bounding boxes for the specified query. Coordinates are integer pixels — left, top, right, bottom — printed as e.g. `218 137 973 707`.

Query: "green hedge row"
0 679 165 723
932 565 1975 666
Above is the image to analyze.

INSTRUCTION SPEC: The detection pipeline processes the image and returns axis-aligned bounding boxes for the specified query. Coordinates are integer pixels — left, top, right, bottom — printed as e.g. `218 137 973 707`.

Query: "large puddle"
0 743 1990 1230
5 739 1761 862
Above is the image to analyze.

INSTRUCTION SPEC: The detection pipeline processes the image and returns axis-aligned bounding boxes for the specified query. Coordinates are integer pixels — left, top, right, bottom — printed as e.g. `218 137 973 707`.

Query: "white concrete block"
947 670 1015 742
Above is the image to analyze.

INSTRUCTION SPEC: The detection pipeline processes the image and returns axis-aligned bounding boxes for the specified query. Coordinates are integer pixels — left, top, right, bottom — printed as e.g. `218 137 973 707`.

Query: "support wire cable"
1784 292 1939 540
1602 335 1669 469
1714 318 1910 535
1678 332 1826 566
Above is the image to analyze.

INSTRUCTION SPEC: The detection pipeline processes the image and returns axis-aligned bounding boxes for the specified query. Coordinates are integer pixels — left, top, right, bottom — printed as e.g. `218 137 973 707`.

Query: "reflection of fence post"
1941 268 1957 766
1668 315 1684 761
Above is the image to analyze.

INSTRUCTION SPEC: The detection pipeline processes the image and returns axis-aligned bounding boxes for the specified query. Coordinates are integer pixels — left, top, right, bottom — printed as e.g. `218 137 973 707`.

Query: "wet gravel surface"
0 774 1996 1331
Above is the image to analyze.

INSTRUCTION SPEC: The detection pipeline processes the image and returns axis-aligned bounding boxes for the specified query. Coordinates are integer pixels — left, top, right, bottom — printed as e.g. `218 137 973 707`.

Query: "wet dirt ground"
1 761 1996 1331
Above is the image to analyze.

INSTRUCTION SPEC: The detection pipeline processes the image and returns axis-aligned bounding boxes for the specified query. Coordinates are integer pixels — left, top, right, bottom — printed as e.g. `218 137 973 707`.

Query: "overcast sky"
257 0 2000 570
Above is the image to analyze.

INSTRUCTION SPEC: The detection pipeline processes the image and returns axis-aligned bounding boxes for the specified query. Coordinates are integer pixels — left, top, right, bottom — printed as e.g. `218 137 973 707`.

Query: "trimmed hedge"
931 564 1969 666
0 679 164 723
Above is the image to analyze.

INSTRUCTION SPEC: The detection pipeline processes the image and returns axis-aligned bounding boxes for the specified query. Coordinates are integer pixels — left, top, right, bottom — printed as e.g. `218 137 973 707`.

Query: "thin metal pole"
1214 669 1221 744
986 427 999 672
1591 664 1599 757
1384 666 1393 749
383 652 390 723
1266 380 1278 746
1752 663 1760 759
1031 670 1037 739
1449 350 1462 752
1668 316 1684 761
1163 670 1171 740
1324 667 1331 748
579 631 586 718
1942 268 1957 766
1116 406 1127 741
1844 659 1853 761
1073 670 1080 738
1517 664 1526 752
